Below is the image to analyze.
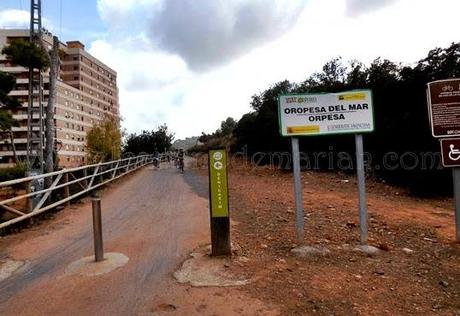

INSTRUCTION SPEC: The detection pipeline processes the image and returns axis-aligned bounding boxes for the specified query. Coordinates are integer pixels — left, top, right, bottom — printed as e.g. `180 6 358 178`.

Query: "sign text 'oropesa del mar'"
278 90 374 136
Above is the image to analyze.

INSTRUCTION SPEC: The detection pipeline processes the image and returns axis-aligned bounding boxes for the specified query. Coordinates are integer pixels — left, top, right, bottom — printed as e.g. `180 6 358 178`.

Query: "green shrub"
0 163 27 182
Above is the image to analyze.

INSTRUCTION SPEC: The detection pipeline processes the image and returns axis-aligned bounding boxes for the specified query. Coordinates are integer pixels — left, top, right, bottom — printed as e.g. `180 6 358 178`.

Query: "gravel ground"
219 161 460 315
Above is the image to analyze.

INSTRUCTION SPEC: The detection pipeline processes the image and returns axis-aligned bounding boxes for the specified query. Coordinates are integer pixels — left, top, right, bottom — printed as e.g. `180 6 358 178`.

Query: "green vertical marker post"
208 149 231 256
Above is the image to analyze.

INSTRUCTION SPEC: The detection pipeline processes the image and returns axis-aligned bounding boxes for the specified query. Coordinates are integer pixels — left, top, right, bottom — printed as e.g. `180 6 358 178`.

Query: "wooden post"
208 149 231 256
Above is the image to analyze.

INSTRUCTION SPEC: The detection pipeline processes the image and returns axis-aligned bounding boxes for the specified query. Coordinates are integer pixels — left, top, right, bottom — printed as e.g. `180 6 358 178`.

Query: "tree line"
123 124 174 155
200 42 460 195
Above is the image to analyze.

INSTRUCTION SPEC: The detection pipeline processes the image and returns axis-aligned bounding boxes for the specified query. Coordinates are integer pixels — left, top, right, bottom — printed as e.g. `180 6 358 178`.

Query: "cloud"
0 8 54 31
147 0 308 71
97 0 159 35
345 0 397 16
97 0 155 23
97 0 308 72
89 39 187 91
0 9 30 28
92 0 459 140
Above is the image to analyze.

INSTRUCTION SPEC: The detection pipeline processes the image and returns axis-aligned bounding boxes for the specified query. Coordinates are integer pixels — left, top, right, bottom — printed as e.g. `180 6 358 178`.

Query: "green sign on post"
209 149 229 217
208 149 231 256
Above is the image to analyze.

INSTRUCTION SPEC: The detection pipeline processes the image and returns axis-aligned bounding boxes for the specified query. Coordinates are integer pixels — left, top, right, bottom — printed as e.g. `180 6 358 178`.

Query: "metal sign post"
427 79 460 242
439 138 460 241
453 169 460 242
355 134 368 244
208 149 231 256
278 90 374 245
291 137 305 243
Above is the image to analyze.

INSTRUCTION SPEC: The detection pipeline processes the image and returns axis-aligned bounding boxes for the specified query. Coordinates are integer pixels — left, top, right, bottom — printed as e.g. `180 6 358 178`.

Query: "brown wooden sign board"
427 79 460 138
440 138 460 168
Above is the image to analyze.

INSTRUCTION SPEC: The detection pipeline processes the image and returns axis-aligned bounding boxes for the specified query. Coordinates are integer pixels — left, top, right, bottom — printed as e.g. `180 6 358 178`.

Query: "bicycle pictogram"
442 85 454 92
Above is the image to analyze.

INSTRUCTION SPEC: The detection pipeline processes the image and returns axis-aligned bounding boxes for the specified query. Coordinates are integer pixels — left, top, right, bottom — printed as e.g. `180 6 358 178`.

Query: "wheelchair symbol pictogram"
449 144 460 161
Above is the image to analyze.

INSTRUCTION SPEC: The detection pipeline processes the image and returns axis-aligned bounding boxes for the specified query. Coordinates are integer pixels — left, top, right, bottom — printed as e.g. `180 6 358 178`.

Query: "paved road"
0 163 209 315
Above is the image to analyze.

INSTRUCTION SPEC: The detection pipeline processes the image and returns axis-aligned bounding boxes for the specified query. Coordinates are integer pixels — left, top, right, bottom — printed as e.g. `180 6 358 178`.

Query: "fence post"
63 173 70 207
83 168 88 189
99 165 104 184
26 179 32 213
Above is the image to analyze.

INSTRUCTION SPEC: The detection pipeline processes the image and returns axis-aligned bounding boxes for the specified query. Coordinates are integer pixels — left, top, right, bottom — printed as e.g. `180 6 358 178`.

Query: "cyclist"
153 150 160 168
177 148 184 173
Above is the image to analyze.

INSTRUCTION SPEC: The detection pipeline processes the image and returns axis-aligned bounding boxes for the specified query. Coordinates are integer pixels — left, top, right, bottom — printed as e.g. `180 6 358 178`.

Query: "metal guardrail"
0 155 155 229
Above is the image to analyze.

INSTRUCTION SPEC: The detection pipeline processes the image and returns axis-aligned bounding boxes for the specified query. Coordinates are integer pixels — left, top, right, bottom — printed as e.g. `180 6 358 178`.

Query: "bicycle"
178 158 184 174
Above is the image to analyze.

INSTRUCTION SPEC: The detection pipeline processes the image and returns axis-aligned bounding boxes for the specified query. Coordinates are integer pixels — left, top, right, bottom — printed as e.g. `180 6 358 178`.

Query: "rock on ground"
174 252 250 287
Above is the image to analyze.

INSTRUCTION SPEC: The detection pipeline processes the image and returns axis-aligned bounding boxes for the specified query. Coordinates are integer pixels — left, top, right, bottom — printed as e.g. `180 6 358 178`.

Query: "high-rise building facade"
0 29 119 168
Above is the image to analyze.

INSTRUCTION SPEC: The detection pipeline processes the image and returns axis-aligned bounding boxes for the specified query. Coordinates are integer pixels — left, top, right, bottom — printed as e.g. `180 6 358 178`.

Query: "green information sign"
209 149 229 218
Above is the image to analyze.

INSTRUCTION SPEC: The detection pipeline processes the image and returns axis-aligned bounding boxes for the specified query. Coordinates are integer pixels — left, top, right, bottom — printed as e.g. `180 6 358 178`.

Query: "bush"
0 163 27 182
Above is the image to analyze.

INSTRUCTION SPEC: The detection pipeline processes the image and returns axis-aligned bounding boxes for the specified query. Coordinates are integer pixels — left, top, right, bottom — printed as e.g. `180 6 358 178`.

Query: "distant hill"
172 136 200 150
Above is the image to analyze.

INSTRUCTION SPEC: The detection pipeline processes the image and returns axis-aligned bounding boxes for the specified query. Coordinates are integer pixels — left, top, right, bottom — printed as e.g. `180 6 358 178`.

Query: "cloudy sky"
0 0 458 139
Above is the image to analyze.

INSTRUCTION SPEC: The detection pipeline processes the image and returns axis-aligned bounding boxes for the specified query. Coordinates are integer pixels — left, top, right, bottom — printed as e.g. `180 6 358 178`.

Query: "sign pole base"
453 168 460 242
211 217 231 256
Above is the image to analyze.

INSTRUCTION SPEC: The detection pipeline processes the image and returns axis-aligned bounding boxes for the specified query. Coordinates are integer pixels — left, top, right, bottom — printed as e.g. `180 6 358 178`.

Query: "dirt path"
0 163 278 316
0 164 211 315
2 159 459 315
0 164 195 314
223 163 460 315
